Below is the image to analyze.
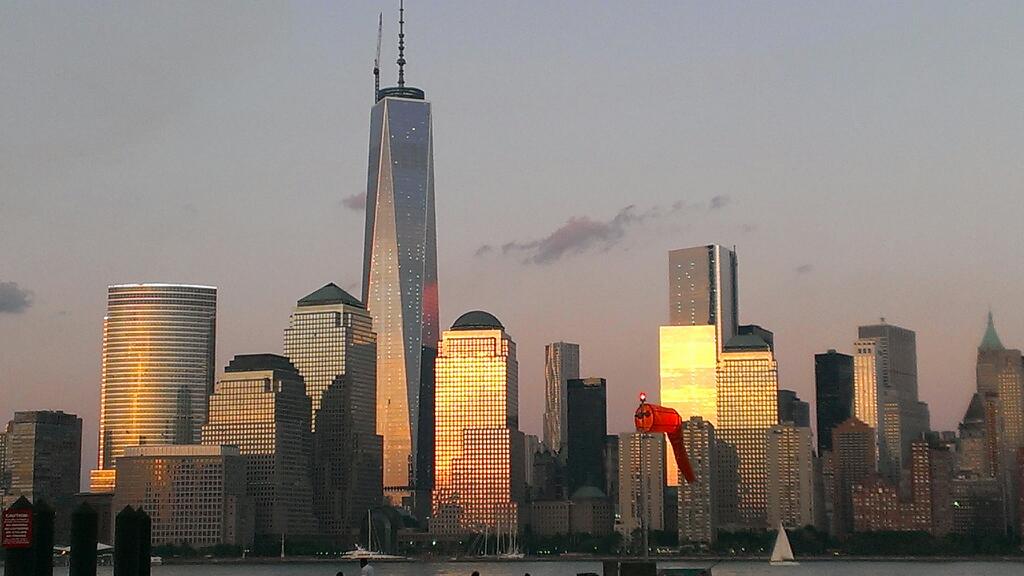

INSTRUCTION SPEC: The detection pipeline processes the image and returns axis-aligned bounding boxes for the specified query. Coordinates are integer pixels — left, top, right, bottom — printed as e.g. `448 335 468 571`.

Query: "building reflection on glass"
431 311 524 535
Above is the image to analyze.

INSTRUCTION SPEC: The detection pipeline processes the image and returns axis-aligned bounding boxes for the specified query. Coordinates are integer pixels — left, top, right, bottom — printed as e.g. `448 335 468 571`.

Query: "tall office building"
909 440 954 536
855 322 927 477
832 417 876 539
284 283 383 535
202 354 317 537
958 393 997 478
113 445 253 547
542 342 580 455
91 284 216 492
716 333 778 529
431 312 525 533
566 378 607 492
362 10 440 507
777 390 811 428
660 245 738 484
975 312 1024 515
618 432 666 536
767 423 814 529
677 416 716 547
1 411 82 512
815 350 854 453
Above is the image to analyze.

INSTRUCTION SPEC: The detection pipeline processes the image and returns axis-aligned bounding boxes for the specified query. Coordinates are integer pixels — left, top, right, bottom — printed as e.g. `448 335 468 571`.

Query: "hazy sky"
2 2 1023 482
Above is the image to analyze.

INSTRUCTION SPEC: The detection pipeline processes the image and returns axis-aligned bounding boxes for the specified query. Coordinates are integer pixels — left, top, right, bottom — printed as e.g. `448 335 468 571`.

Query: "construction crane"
373 12 382 102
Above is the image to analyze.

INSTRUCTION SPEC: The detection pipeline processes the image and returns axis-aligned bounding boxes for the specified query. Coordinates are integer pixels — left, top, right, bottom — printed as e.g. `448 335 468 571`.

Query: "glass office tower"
363 73 440 506
543 342 580 455
431 311 524 533
660 245 738 485
91 283 216 492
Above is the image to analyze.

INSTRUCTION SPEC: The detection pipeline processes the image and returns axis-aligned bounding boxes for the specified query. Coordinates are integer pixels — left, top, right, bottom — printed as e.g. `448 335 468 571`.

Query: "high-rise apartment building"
113 445 253 547
201 354 316 537
716 333 778 529
283 283 383 534
542 342 580 456
91 283 216 493
431 312 525 533
618 432 665 536
1 411 82 512
767 423 814 529
832 417 876 539
815 350 854 454
566 378 607 493
777 390 810 428
660 245 738 485
677 416 716 546
362 20 440 507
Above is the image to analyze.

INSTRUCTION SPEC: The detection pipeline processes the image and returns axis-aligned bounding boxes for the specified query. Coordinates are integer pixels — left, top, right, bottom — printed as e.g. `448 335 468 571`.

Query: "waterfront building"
431 312 525 533
832 417 876 539
677 416 716 546
815 350 854 453
566 377 607 493
0 427 8 495
618 432 665 536
909 440 954 536
526 487 614 537
283 283 382 534
1 411 82 527
91 284 216 492
543 342 580 456
852 474 906 532
716 333 778 529
777 389 811 428
659 245 738 485
362 12 440 509
201 354 316 537
767 423 814 529
951 475 1005 536
604 435 620 514
113 445 253 547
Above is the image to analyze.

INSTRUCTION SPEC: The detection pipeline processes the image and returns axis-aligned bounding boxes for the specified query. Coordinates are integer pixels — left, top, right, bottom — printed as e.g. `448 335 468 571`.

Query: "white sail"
770 523 795 563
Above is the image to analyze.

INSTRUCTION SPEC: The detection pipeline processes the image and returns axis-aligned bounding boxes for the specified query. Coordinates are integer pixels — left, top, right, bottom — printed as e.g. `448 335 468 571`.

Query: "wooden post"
135 508 151 576
113 506 139 576
69 503 98 576
30 499 54 576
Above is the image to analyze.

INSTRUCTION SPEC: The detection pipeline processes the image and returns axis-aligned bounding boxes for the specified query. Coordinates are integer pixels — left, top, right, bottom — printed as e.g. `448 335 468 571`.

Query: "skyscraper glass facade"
431 312 524 533
543 342 580 455
92 284 216 492
363 93 439 502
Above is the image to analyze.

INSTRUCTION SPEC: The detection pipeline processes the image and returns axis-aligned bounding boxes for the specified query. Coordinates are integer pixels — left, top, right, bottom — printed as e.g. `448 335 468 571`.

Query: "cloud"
342 192 366 211
481 204 682 265
709 195 731 210
0 282 32 314
795 264 815 274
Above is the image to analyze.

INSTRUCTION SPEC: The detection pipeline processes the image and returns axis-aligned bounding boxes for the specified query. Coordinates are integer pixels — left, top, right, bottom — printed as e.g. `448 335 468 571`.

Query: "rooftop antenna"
397 0 406 87
373 12 383 101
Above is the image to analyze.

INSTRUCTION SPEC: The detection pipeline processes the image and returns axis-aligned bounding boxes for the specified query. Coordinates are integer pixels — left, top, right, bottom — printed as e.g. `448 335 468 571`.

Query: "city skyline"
3 2 1024 490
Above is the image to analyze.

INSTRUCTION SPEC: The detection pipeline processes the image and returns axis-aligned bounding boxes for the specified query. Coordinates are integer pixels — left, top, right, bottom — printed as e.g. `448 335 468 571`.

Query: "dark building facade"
815 350 854 453
2 411 81 508
777 389 811 428
566 378 607 493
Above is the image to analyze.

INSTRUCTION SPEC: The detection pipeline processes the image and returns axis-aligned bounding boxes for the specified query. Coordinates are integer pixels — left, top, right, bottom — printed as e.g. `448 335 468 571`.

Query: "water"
48 560 1024 576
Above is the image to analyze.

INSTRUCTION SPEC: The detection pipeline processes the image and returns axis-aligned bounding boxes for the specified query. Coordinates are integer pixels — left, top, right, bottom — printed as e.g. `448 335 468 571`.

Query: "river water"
48 560 1024 576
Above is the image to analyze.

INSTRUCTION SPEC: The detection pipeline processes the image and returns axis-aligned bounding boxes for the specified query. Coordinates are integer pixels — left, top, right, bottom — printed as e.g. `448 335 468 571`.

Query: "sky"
2 1 1023 484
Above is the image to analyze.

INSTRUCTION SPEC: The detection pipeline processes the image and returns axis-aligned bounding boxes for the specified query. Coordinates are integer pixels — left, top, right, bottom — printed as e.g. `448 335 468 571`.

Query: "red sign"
2 509 33 549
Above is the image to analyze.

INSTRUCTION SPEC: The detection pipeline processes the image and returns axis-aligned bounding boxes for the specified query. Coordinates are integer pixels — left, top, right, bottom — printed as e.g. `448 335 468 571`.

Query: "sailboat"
769 522 798 566
341 511 408 561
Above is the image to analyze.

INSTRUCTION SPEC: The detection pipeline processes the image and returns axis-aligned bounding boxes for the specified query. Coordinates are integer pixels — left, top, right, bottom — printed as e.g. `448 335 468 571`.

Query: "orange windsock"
634 402 696 484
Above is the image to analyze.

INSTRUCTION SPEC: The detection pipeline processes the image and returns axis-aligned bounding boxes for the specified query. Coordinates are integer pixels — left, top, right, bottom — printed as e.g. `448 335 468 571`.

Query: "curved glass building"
90 283 216 492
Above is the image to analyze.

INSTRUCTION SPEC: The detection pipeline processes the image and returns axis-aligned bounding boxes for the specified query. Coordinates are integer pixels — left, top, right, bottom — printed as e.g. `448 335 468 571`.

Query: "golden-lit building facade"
432 311 525 534
716 334 778 529
660 245 738 485
91 283 216 493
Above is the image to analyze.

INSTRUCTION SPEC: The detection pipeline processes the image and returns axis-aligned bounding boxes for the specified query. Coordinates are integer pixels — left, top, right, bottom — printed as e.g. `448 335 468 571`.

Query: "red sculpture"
633 395 696 484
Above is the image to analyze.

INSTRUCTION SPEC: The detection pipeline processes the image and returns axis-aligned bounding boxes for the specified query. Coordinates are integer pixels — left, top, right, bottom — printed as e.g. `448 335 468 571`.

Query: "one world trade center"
362 5 439 511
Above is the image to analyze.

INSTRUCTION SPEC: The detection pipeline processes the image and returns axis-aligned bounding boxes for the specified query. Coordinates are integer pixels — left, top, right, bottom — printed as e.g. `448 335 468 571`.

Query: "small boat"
769 522 798 566
340 511 408 561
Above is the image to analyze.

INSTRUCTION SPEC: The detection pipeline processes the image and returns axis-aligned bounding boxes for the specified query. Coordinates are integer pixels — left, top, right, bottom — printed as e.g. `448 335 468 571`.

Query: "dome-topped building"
451 310 504 331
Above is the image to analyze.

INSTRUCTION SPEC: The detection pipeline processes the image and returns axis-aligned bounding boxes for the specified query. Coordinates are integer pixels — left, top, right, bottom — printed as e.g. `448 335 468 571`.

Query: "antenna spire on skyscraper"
374 12 383 102
397 0 406 87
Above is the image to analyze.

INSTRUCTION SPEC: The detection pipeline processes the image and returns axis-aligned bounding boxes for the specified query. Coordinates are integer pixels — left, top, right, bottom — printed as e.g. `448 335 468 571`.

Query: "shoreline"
161 555 1024 565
